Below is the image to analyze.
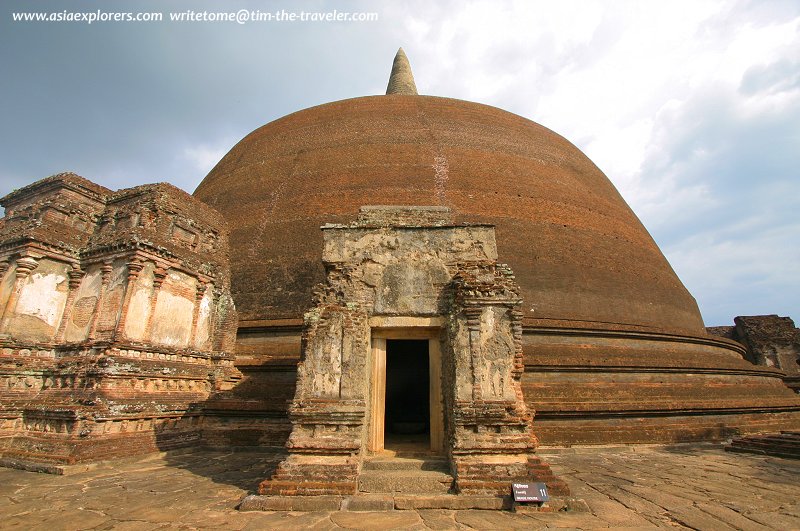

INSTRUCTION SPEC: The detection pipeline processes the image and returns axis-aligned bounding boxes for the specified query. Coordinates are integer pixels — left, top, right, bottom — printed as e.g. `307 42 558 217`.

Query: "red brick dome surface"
194 95 704 333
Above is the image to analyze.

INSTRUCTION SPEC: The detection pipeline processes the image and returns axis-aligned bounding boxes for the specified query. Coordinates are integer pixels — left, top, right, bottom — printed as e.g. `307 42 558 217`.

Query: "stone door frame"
368 316 444 454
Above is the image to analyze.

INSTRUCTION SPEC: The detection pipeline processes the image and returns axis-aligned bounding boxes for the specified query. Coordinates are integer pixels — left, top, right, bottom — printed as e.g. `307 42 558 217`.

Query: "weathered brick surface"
0 173 238 466
193 95 705 335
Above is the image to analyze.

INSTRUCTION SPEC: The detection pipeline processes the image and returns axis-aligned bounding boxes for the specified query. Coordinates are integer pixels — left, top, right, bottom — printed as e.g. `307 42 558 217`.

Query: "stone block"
393 494 509 510
342 494 395 511
238 494 343 511
358 469 453 494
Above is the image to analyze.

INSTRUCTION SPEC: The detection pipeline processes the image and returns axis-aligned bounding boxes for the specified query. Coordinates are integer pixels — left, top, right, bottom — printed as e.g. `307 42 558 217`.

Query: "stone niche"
260 206 567 496
0 173 238 467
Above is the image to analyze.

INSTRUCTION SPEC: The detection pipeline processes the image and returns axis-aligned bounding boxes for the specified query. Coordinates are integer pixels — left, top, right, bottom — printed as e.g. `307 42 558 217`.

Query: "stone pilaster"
112 259 144 341
0 255 39 335
189 279 208 347
0 260 10 320
54 264 86 341
463 306 484 402
87 262 113 341
143 267 167 341
209 286 221 340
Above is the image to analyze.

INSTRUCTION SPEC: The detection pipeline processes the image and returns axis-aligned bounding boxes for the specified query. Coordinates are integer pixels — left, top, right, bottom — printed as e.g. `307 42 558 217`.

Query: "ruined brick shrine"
1 49 799 505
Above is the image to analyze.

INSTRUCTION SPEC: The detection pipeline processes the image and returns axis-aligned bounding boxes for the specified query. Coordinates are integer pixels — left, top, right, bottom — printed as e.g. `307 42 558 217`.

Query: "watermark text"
12 9 379 25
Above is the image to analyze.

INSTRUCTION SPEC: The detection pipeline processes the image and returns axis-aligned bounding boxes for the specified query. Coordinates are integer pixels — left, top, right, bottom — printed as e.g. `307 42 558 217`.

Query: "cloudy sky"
1 0 798 326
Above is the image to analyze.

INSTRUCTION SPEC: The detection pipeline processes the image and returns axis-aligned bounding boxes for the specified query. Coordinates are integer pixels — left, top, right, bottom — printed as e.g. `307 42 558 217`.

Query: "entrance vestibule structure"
259 206 568 497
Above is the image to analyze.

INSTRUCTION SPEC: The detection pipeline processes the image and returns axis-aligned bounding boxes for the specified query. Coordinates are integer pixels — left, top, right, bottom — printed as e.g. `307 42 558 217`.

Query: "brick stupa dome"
194 95 703 333
193 50 800 445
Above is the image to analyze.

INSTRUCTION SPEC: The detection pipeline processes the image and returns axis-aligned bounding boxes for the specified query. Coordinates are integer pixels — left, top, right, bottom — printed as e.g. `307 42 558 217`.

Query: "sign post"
511 482 549 511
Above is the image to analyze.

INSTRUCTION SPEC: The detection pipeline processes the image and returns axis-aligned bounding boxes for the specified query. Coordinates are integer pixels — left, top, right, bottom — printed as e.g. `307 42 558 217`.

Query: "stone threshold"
238 493 589 512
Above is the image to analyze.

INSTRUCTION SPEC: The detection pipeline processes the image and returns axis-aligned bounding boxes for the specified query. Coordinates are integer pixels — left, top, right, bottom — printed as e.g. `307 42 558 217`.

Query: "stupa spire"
386 48 418 95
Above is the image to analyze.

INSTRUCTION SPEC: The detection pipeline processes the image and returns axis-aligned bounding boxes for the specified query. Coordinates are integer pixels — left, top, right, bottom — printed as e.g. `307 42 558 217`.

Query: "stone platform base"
238 493 588 512
0 446 198 475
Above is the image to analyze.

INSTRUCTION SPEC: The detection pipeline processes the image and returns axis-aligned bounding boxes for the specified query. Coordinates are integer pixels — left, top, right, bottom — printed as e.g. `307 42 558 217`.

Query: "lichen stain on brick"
433 154 449 204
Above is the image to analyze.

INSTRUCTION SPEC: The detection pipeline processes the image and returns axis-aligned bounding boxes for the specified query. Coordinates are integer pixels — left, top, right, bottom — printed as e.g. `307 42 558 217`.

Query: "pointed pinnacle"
386 47 418 95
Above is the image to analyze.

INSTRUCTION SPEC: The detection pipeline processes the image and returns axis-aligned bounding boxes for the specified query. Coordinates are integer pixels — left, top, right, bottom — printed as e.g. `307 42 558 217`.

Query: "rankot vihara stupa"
0 49 798 505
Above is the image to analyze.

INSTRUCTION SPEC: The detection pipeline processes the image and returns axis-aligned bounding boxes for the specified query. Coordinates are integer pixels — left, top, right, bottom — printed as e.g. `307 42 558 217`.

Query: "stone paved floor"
1 444 799 530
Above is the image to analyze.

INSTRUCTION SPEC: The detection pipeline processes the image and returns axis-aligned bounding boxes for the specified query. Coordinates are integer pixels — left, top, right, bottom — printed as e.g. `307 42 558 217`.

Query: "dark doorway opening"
385 339 430 451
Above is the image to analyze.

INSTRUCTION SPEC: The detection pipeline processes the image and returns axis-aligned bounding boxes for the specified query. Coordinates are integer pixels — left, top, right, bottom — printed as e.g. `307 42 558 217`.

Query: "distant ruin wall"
708 315 800 393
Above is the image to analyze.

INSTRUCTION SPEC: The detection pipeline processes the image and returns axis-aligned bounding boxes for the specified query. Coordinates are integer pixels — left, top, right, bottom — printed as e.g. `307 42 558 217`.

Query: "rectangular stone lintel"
369 316 444 332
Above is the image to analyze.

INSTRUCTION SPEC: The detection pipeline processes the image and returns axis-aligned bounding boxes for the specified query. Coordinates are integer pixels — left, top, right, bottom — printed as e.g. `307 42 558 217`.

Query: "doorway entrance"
384 339 430 451
368 325 444 455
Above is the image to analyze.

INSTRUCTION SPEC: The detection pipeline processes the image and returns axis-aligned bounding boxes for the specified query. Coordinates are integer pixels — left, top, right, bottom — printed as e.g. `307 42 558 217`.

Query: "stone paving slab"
0 445 799 530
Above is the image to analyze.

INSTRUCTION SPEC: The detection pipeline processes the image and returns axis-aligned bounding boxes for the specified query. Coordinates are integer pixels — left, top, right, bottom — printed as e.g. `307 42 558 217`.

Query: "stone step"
725 432 800 459
363 456 450 472
358 469 453 494
239 493 588 512
392 494 509 510
727 446 800 458
730 439 800 450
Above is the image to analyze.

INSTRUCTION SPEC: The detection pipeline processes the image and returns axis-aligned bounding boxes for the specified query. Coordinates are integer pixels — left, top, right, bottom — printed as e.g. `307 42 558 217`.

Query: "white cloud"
667 219 800 325
392 0 800 324
181 141 231 175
